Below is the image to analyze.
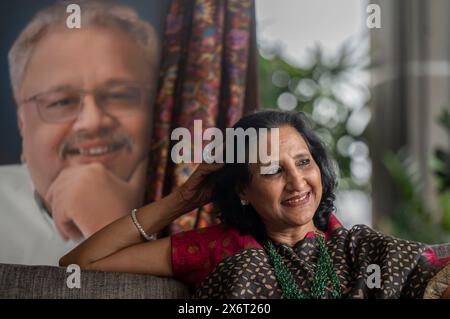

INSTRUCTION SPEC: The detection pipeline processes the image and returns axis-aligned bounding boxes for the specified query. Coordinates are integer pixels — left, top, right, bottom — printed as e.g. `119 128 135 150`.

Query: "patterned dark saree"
193 225 450 299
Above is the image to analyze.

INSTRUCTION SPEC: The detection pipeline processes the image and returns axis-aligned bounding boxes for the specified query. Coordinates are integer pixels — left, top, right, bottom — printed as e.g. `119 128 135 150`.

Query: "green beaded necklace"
264 231 342 299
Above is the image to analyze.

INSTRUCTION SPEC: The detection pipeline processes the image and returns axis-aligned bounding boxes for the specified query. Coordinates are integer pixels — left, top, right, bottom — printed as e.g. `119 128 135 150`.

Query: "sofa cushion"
0 263 190 299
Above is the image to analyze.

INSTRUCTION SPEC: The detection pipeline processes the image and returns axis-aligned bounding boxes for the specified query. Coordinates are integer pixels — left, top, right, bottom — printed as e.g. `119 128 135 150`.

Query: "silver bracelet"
130 208 156 241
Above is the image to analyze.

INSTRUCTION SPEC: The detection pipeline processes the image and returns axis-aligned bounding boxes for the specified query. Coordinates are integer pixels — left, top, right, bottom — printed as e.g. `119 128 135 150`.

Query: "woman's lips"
281 192 311 208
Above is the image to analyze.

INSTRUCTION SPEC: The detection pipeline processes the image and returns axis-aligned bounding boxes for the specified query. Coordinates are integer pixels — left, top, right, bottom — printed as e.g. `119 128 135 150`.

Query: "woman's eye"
260 165 282 176
297 159 310 167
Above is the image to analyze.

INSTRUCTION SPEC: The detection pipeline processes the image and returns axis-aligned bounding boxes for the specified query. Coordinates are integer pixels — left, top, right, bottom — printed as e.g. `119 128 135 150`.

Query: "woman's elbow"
59 254 89 268
59 254 74 267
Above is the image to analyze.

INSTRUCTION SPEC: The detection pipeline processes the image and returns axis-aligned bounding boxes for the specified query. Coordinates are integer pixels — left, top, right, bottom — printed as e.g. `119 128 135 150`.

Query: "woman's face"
241 125 323 236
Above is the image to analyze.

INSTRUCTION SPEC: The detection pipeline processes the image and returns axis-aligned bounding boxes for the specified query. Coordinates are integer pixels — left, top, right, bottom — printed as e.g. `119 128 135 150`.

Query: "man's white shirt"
0 164 81 266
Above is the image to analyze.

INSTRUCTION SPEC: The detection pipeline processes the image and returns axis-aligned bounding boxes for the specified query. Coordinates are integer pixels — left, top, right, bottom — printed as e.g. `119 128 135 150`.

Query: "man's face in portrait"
17 26 155 204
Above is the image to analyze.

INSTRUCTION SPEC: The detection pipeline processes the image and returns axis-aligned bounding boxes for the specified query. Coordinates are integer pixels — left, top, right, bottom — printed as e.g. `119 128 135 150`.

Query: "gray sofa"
0 263 190 299
2 244 449 299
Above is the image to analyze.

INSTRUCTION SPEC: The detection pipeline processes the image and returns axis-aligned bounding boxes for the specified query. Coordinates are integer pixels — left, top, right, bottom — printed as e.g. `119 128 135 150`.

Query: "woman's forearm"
59 190 188 267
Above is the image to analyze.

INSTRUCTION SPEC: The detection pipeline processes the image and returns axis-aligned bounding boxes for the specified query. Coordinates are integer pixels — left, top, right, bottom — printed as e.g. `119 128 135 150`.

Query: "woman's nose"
285 168 307 191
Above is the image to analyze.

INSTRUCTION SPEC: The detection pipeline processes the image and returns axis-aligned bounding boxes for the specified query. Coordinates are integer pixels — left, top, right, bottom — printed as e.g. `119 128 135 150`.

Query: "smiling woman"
60 110 450 299
212 111 335 245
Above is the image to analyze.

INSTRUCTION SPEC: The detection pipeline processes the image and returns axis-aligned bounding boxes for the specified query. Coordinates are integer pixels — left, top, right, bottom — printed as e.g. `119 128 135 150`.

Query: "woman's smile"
240 125 323 244
281 191 312 208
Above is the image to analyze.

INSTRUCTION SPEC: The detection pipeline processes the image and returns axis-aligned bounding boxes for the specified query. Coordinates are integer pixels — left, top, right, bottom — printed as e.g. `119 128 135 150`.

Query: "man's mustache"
58 128 133 159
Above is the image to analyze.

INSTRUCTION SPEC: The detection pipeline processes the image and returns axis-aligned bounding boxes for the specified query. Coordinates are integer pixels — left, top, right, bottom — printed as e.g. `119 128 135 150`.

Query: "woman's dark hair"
210 110 337 242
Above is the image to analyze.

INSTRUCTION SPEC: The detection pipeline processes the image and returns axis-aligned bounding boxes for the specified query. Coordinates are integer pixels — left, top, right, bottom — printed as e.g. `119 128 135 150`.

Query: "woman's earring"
240 199 249 206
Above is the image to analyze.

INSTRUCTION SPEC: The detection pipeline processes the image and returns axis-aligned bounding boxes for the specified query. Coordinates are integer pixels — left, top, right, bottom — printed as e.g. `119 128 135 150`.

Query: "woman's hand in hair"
176 162 224 211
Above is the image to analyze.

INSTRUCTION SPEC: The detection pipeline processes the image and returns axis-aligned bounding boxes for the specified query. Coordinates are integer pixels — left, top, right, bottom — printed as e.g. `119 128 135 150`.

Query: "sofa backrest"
0 263 190 299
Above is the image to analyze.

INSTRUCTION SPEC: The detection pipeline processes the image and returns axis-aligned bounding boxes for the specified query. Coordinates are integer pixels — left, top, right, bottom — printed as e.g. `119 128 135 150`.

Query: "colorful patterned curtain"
146 0 259 234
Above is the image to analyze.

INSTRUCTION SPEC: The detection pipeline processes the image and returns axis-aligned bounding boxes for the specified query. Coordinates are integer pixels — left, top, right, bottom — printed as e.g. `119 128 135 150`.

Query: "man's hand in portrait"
45 158 148 241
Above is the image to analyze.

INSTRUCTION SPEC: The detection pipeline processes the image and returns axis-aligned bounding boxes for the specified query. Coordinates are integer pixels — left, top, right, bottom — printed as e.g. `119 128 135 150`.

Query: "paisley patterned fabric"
171 223 261 287
192 224 450 299
424 264 450 298
146 0 258 234
171 213 343 287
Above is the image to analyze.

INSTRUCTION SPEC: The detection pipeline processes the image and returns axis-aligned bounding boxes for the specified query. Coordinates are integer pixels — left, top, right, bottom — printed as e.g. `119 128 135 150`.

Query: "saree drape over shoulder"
171 214 450 299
